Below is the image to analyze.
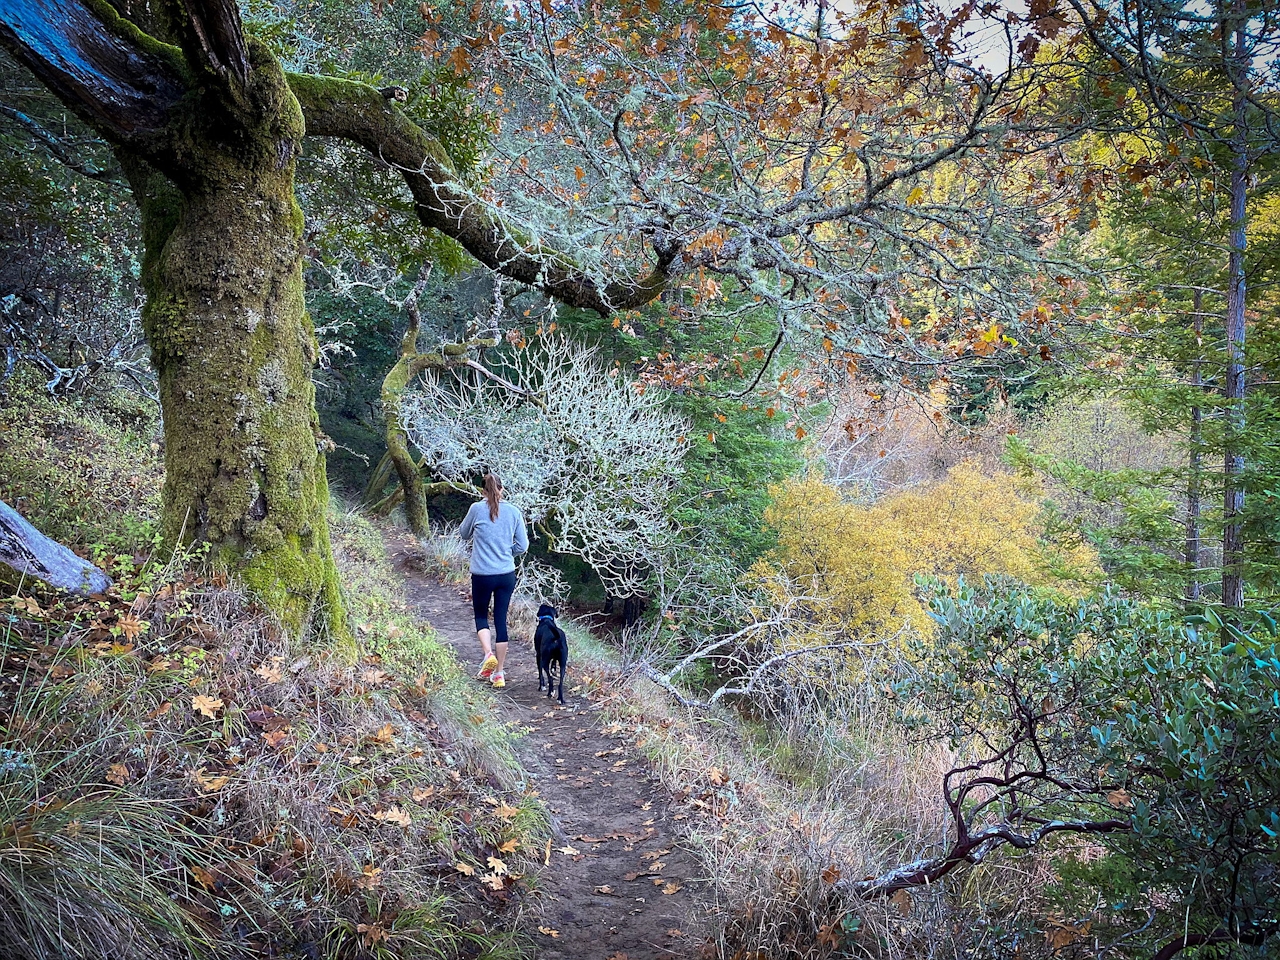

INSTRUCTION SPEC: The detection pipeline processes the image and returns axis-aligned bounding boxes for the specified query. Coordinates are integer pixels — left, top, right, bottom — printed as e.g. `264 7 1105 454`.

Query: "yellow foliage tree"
755 463 1097 648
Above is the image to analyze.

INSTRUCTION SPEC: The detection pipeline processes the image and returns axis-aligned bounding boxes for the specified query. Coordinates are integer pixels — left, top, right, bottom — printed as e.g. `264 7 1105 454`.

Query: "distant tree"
1058 0 1280 608
402 333 689 598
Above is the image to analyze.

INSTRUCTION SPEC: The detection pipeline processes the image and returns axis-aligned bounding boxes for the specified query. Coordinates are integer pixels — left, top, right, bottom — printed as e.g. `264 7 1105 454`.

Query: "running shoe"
490 671 505 688
477 655 498 680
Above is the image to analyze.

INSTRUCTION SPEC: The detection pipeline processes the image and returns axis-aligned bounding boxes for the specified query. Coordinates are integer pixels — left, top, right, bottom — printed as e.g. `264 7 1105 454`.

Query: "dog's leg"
557 648 566 704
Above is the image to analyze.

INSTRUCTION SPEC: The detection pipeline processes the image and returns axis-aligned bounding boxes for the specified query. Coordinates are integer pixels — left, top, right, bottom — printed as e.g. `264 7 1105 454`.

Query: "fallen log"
0 498 112 594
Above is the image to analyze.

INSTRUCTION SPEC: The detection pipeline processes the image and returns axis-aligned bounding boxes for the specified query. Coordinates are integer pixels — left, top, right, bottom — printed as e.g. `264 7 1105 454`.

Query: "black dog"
533 603 568 704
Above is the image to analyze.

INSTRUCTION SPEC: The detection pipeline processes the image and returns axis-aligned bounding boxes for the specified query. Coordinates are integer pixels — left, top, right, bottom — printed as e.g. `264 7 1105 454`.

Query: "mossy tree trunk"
1 0 665 638
123 55 344 638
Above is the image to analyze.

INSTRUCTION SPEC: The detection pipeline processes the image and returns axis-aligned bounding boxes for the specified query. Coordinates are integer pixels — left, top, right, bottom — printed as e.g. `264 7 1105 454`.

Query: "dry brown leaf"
357 923 389 947
360 668 390 685
1107 788 1133 809
411 786 436 802
623 871 644 881
708 766 726 785
190 865 216 890
594 884 616 895
890 888 912 916
661 881 682 895
543 838 552 865
117 612 146 641
556 845 579 856
374 806 412 827
454 861 475 876
106 763 130 785
498 838 519 853
492 802 520 820
373 722 395 743
538 926 560 938
486 855 508 875
481 871 505 891
191 694 223 719
821 864 842 885
254 660 283 683
192 768 230 793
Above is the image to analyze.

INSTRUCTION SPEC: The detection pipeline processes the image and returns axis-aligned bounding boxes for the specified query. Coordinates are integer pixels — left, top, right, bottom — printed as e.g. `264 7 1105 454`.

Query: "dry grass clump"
402 525 471 586
0 509 545 959
586 657 1048 960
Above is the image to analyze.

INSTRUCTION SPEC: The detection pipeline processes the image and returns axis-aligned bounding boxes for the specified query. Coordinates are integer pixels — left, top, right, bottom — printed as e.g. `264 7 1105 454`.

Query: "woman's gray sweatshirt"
458 500 529 576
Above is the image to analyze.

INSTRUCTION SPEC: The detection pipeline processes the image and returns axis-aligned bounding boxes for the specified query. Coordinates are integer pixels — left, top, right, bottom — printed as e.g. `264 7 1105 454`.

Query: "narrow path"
389 538 704 960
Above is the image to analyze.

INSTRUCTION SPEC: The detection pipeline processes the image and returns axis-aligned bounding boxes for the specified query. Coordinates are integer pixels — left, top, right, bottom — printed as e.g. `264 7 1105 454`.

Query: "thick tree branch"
179 0 249 85
289 74 675 316
0 0 187 152
0 103 124 183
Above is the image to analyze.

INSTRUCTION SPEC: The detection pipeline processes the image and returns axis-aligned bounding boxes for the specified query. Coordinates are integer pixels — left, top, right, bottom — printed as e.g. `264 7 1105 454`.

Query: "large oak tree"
0 0 671 636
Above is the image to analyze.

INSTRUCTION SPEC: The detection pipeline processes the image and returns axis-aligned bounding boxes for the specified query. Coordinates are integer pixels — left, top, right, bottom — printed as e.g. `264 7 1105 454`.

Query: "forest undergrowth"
0 382 549 960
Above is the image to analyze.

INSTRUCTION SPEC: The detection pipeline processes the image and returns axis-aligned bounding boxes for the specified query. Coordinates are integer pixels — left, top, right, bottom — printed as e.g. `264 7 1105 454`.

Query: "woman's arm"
513 509 529 556
458 503 478 542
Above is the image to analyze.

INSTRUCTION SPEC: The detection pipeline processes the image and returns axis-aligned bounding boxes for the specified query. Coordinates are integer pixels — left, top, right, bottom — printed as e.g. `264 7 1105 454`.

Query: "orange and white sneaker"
490 671 506 688
477 655 498 680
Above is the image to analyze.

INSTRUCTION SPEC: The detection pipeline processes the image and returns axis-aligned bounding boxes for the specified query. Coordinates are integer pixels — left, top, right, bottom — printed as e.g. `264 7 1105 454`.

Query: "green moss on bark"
127 38 350 646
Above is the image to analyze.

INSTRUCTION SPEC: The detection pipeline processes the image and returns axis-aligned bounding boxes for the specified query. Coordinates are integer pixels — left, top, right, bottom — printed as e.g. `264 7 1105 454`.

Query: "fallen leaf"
543 838 552 865
357 922 389 947
374 806 411 827
493 802 520 820
254 660 283 683
191 694 223 719
455 862 475 876
106 763 130 785
373 722 395 743
190 865 216 890
538 926 560 938
262 729 289 748
360 668 390 685
594 884 616 895
890 888 912 916
486 855 508 875
556 845 580 856
192 768 230 793
498 838 519 853
117 612 146 641
661 881 682 895
412 786 436 802
821 865 842 885
708 766 726 785
481 871 506 891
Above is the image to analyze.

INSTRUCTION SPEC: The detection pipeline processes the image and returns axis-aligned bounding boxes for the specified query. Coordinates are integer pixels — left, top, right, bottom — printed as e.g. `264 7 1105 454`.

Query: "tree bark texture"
1186 288 1203 604
122 55 346 639
1220 0 1249 611
0 498 112 594
380 291 434 538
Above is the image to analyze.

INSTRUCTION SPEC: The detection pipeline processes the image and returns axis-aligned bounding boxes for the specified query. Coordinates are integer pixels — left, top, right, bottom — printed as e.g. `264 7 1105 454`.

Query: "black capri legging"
472 571 517 645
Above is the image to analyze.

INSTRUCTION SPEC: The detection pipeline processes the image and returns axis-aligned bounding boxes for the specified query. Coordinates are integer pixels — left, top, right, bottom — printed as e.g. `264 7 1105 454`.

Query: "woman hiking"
458 471 528 688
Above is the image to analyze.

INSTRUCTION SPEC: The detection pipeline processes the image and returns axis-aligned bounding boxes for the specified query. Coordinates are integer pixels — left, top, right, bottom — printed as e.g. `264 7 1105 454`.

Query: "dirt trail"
390 539 705 960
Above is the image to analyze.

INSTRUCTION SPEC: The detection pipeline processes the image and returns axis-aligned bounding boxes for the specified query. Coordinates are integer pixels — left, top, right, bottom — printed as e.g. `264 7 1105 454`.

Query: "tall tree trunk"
1221 1 1249 612
124 45 347 641
1186 287 1203 604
